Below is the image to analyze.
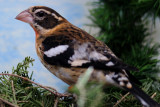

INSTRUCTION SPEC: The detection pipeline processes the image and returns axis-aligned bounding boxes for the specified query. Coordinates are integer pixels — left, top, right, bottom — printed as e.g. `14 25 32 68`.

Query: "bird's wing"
42 33 138 72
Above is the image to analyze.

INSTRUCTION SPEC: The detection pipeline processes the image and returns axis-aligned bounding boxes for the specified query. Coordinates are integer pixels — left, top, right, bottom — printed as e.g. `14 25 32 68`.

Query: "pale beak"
15 9 33 24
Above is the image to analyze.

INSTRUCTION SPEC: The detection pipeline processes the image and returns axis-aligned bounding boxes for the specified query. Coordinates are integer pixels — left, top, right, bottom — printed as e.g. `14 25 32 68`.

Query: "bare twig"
11 80 17 105
72 103 75 107
25 86 57 91
151 92 156 98
0 100 5 107
0 97 19 107
0 73 71 98
46 86 57 91
54 97 59 107
113 92 130 107
17 101 29 103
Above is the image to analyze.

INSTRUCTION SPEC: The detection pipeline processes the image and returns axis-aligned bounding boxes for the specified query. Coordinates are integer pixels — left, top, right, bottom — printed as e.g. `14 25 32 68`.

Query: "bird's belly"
42 62 86 85
49 66 78 85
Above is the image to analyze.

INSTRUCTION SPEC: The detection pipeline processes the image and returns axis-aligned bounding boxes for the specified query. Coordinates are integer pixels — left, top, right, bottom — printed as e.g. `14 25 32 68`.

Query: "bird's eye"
36 11 46 17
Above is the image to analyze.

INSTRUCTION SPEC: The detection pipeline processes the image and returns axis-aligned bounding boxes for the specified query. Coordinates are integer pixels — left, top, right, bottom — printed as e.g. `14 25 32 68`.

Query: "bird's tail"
125 83 160 107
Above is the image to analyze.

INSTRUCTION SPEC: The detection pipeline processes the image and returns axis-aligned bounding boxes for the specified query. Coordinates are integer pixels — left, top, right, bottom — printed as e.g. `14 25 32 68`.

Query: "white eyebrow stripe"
44 45 69 57
34 9 63 21
35 9 51 14
52 13 63 21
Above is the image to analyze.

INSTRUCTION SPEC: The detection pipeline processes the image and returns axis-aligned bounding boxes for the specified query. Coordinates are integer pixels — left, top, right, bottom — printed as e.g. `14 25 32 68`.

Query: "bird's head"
16 6 66 36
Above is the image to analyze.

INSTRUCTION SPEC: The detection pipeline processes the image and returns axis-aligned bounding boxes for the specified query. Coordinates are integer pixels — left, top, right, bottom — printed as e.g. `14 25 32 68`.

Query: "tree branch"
11 80 17 105
0 73 72 98
0 97 19 107
113 92 130 107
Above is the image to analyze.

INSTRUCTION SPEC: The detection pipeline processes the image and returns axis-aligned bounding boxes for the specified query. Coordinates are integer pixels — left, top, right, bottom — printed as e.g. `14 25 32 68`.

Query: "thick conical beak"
15 9 33 24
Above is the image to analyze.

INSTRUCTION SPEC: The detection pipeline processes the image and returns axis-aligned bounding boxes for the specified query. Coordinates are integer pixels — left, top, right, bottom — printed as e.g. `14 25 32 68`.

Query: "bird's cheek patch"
44 45 69 57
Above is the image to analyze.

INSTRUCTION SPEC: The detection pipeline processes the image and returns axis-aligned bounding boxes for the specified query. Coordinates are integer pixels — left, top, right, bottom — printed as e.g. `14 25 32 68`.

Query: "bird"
16 6 160 107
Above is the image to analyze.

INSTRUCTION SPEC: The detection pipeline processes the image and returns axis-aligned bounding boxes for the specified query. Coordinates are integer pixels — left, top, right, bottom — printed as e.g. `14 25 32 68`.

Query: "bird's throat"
30 24 39 39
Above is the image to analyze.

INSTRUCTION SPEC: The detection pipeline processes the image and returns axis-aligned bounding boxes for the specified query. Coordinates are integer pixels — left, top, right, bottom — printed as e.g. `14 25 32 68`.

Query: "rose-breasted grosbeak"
16 6 160 107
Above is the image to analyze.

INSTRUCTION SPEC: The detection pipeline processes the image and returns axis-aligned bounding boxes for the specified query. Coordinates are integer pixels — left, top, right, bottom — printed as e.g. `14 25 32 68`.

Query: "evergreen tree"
87 0 160 106
89 0 160 88
1 1 160 106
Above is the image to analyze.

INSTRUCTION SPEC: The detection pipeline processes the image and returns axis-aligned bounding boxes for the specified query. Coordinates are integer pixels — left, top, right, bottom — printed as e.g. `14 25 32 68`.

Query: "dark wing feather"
42 35 74 67
42 35 138 70
42 29 140 85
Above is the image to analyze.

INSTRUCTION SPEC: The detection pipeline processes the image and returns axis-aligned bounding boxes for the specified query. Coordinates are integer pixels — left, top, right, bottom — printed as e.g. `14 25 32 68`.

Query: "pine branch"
113 92 130 107
151 92 157 98
0 97 19 107
88 0 160 106
11 80 17 105
54 97 59 107
0 73 71 98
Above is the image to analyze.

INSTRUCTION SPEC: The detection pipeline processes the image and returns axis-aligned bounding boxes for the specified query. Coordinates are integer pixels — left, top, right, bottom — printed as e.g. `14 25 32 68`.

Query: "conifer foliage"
0 57 74 107
89 0 160 81
88 0 160 106
0 0 160 106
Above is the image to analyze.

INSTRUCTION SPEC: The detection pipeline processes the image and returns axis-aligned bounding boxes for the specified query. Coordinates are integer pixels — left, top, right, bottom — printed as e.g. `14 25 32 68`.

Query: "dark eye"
36 11 46 17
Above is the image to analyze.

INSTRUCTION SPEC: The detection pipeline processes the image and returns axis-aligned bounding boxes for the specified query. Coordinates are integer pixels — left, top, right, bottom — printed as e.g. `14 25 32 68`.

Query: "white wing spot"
70 43 109 62
106 61 114 66
118 77 128 81
126 82 132 89
70 60 90 66
105 75 115 84
44 45 69 57
105 72 118 86
119 81 125 86
89 51 109 61
70 43 88 61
